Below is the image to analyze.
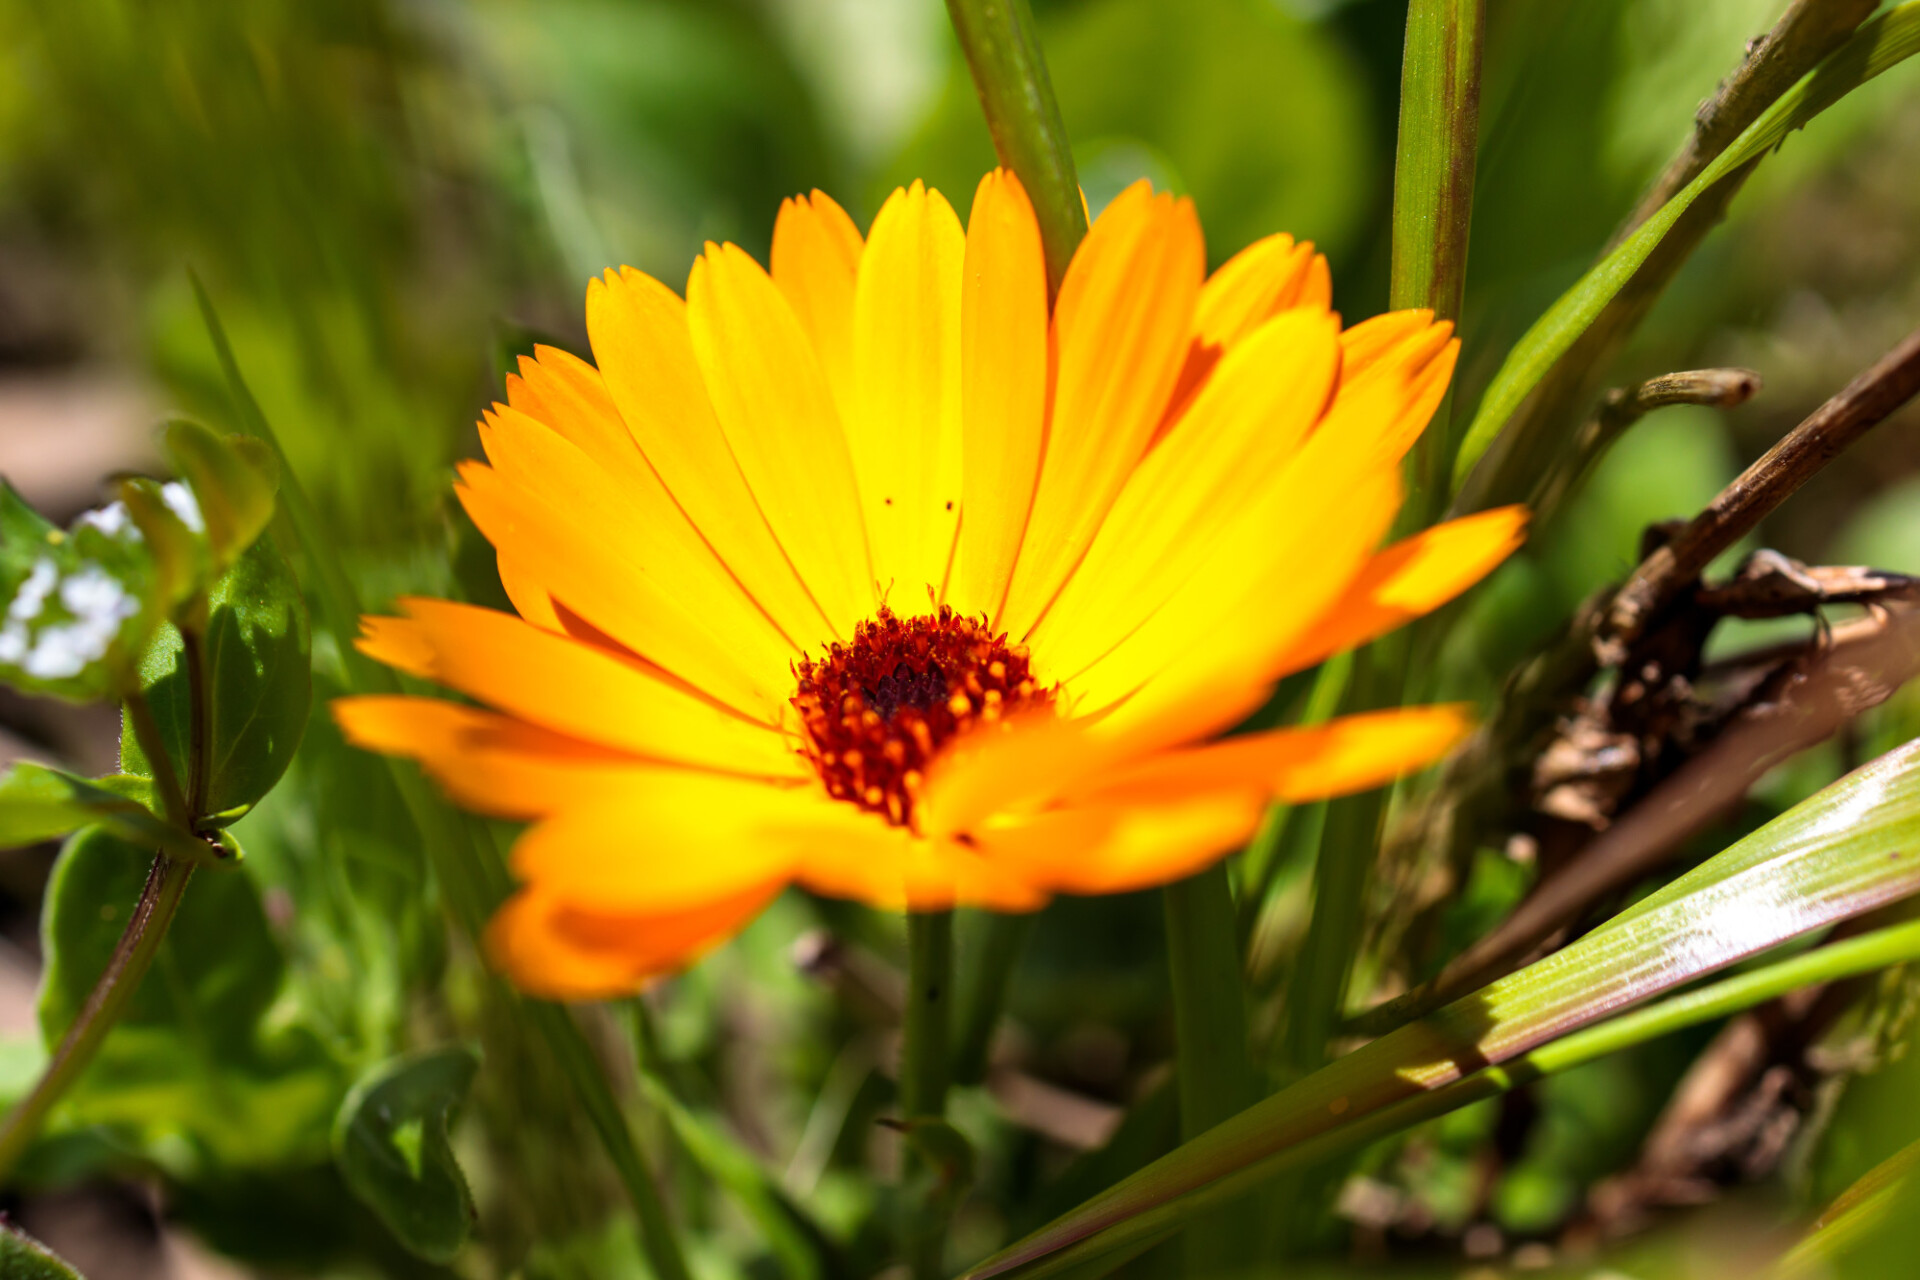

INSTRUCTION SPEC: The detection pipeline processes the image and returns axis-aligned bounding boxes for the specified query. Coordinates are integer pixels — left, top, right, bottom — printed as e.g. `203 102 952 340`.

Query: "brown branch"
1603 328 1920 658
1612 0 1879 248
1528 368 1760 523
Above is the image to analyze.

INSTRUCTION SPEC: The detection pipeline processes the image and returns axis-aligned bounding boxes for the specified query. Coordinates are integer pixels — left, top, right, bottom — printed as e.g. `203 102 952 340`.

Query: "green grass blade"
1451 2 1920 498
962 738 1920 1279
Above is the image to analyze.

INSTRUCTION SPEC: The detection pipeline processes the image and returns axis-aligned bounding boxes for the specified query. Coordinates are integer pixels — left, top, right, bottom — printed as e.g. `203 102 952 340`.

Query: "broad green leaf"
333 1047 480 1264
122 535 312 822
1777 1138 1920 1277
0 763 207 862
0 1223 85 1280
1452 2 1920 492
965 738 1920 1279
164 418 278 572
37 828 341 1171
0 489 163 703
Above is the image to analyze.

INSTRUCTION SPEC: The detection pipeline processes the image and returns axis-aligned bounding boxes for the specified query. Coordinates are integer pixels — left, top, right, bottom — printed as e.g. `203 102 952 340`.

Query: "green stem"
952 911 1035 1086
0 852 194 1179
1162 864 1259 1272
1391 0 1484 524
943 0 1087 295
901 909 954 1279
123 690 190 831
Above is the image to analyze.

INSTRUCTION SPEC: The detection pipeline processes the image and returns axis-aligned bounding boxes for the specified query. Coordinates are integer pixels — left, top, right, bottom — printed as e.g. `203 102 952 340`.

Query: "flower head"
336 172 1525 998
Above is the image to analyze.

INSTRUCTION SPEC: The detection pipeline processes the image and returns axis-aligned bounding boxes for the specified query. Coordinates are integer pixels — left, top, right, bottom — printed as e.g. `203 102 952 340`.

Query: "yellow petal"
488 881 780 999
771 190 865 418
796 824 1048 912
974 791 1266 896
1276 506 1528 676
504 345 638 469
999 182 1205 639
1081 705 1473 805
950 169 1049 621
356 598 802 776
587 267 837 652
1030 307 1342 680
1315 323 1457 468
496 549 563 631
1338 309 1435 382
1194 232 1327 348
846 182 966 604
507 773 844 910
686 243 875 636
456 456 787 721
334 695 661 818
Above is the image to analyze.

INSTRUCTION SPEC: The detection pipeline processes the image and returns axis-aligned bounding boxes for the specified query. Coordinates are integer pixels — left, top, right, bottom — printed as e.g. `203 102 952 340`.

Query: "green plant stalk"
965 917 1920 1279
943 0 1087 295
953 911 1036 1086
0 851 193 1180
1161 864 1259 1272
0 681 204 1180
1390 0 1484 520
902 909 954 1279
191 279 691 1280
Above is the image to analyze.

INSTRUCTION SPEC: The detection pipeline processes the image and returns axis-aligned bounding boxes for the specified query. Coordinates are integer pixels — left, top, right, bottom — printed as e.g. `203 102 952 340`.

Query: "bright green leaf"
37 828 341 1171
1452 2 1920 493
333 1046 481 1264
121 535 312 821
0 1222 85 1280
164 417 278 571
965 738 1920 1279
0 763 206 861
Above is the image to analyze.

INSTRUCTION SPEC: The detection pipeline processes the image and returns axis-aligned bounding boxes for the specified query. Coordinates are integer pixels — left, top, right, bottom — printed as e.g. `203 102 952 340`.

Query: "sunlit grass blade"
962 737 1920 1279
1450 2 1920 503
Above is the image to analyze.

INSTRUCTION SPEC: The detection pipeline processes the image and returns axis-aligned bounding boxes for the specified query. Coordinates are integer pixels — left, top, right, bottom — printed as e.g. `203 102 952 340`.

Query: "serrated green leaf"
164 418 278 572
0 1222 85 1280
121 535 311 820
333 1047 480 1264
965 737 1920 1279
1452 2 1920 493
37 828 341 1170
0 763 207 861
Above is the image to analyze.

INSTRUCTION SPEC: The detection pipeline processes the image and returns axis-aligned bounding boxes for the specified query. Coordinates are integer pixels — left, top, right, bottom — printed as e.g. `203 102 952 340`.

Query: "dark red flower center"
792 606 1053 827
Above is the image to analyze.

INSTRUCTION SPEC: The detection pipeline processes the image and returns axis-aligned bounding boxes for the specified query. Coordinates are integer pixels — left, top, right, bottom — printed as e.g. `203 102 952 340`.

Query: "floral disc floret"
792 606 1052 827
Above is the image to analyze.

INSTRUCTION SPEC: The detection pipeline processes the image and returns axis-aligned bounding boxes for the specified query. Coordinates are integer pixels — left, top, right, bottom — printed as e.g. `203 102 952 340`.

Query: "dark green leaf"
37 828 340 1170
0 481 58 595
333 1047 481 1264
0 1222 85 1280
164 418 278 572
0 763 206 861
122 535 311 821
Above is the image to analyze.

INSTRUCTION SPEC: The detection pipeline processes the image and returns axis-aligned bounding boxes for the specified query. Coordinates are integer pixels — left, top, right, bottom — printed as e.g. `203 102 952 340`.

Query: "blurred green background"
1 1 1918 1277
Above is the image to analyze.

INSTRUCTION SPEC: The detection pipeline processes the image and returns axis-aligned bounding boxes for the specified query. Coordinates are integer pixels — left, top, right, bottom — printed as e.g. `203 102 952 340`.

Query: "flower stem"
943 0 1087 295
901 909 954 1279
0 851 194 1180
123 689 190 831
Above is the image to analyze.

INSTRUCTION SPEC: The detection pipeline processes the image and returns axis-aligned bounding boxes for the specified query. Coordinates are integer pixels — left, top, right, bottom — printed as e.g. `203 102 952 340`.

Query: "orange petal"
846 182 966 602
974 790 1267 897
795 824 1048 912
1030 307 1343 680
686 244 875 636
1317 313 1458 466
586 267 837 652
334 696 661 819
355 598 803 776
772 189 865 421
504 345 639 470
999 183 1205 639
487 881 781 999
950 169 1049 622
496 549 564 631
1194 233 1328 349
1276 506 1529 676
1080 704 1474 806
506 773 849 911
465 410 796 718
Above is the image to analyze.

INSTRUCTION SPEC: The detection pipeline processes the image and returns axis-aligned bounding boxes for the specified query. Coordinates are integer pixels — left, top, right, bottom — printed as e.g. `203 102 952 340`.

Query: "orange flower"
336 172 1525 999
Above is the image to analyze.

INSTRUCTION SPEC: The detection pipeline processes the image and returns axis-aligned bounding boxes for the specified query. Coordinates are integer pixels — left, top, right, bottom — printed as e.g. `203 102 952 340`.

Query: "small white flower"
75 500 137 540
6 558 59 623
161 481 205 534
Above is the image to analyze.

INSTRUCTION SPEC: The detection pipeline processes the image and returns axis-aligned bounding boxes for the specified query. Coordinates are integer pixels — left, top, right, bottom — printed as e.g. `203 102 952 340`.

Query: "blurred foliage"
0 0 1917 1277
